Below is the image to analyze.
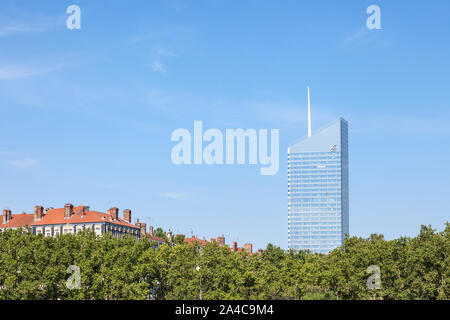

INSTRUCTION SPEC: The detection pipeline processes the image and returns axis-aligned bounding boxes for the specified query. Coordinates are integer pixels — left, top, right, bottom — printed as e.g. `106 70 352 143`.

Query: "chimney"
77 206 88 216
109 207 119 220
217 235 225 246
232 241 237 252
123 209 131 223
210 238 216 243
34 205 44 221
3 209 12 224
149 225 154 236
135 219 147 235
140 222 147 235
244 243 253 254
64 203 73 219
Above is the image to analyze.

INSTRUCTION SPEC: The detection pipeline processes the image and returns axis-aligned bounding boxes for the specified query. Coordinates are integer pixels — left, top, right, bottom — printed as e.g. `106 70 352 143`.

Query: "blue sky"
0 0 449 249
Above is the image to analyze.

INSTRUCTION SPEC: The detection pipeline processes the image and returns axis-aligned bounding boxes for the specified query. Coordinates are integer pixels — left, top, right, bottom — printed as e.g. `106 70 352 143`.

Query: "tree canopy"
0 223 448 300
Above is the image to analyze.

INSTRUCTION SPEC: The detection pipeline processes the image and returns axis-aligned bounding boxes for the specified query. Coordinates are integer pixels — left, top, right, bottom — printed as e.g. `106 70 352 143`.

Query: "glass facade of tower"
288 118 349 253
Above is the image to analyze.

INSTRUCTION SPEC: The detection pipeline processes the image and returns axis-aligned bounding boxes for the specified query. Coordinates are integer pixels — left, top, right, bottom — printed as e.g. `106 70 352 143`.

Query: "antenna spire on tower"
307 86 311 137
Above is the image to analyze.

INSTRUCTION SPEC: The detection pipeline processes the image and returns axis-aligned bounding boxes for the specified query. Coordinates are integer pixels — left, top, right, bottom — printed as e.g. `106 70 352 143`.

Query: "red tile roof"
184 236 208 246
146 234 165 243
33 206 139 229
0 213 34 228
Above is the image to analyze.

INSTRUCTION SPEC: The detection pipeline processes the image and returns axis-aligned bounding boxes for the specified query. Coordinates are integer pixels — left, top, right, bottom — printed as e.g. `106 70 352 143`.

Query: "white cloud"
141 89 331 130
0 25 38 36
343 27 370 44
157 49 176 57
342 26 390 48
9 159 38 168
0 64 60 80
150 60 165 74
0 12 62 37
148 48 177 74
156 192 189 200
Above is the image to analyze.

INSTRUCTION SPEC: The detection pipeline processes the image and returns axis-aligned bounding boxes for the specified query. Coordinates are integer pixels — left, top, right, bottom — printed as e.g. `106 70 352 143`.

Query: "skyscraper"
288 89 349 253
